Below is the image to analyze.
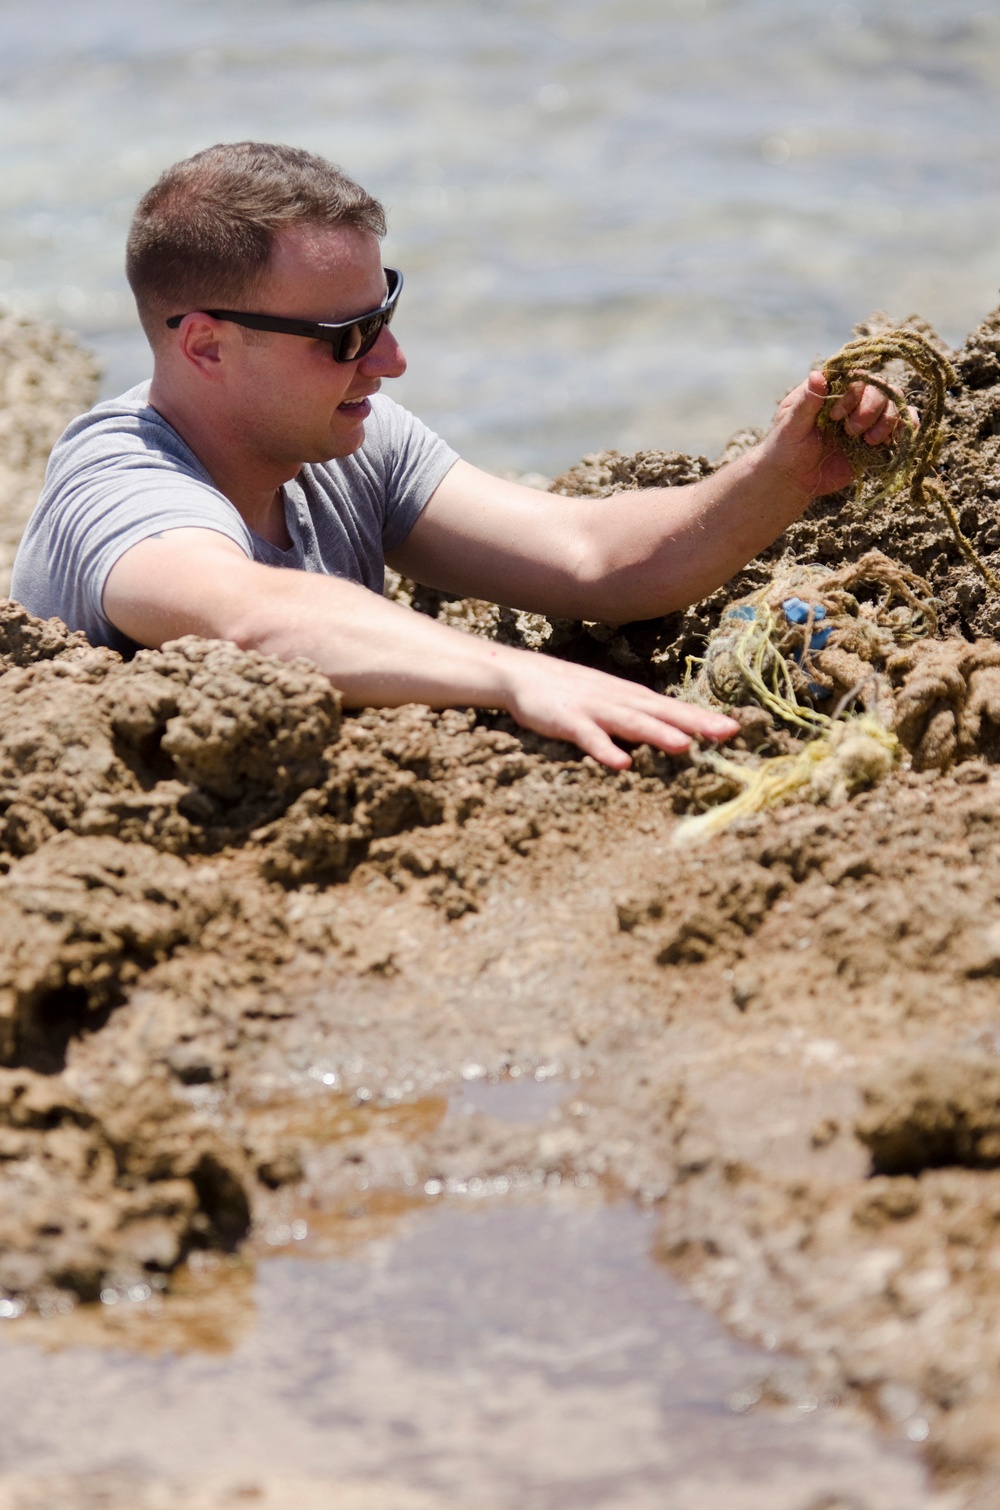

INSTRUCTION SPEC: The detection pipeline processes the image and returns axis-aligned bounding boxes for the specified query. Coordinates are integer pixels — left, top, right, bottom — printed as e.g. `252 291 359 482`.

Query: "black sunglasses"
165 267 403 362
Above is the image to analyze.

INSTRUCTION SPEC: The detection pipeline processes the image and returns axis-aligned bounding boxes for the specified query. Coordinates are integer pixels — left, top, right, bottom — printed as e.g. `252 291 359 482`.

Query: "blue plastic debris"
781 596 827 625
727 605 757 621
779 596 834 695
782 595 832 653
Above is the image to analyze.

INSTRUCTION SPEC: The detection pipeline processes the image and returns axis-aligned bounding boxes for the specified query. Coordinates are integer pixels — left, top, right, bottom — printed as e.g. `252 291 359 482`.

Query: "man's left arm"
389 372 898 621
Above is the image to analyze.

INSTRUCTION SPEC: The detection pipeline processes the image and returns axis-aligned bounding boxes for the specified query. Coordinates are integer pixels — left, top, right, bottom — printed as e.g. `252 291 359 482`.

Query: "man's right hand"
498 650 738 768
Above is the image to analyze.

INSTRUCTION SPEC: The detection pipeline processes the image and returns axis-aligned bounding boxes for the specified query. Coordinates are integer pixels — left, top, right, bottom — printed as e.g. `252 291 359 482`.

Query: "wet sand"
3 309 1000 1505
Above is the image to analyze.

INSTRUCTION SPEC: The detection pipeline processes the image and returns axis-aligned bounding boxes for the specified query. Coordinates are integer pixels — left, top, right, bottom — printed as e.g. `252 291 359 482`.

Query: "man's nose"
359 327 406 379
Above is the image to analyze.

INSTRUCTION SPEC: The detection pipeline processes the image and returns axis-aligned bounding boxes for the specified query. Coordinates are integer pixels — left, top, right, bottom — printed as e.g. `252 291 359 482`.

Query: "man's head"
134 145 406 479
126 141 387 346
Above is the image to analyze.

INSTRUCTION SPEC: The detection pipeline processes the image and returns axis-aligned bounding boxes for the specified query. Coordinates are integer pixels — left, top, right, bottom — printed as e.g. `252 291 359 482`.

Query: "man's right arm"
102 529 738 769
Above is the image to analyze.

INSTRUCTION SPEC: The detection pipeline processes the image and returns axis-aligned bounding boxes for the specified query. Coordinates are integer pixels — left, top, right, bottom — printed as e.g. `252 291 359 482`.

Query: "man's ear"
174 313 227 379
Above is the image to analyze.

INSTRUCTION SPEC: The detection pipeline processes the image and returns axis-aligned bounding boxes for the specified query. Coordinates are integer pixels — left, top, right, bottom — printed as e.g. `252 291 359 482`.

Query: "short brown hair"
126 141 387 344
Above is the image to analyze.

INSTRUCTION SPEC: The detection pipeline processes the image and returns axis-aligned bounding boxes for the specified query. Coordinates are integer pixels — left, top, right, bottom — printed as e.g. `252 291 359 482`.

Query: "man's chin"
309 418 367 465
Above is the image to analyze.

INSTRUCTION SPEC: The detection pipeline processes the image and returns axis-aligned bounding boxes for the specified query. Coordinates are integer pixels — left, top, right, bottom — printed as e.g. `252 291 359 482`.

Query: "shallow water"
0 1198 935 1508
1 0 999 470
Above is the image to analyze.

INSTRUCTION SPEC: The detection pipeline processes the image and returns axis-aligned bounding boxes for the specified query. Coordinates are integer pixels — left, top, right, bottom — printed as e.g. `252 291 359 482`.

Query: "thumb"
778 369 829 440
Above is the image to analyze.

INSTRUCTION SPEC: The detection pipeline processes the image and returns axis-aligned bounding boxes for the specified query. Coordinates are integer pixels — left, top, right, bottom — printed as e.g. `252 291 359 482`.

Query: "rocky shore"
3 307 1000 1505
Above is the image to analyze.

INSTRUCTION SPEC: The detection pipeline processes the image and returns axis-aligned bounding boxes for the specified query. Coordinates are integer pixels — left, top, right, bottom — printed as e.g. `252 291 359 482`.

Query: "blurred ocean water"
0 0 998 472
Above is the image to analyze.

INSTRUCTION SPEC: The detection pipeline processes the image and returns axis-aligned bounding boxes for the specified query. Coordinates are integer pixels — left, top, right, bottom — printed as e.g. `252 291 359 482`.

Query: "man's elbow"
561 531 626 616
222 603 292 659
222 581 326 663
569 550 700 623
563 533 660 622
201 565 303 658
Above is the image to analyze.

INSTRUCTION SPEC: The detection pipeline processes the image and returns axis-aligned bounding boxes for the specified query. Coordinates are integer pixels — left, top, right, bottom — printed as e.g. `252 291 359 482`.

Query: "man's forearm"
104 532 521 712
575 440 812 623
571 370 901 622
399 372 884 626
227 565 522 710
225 564 739 764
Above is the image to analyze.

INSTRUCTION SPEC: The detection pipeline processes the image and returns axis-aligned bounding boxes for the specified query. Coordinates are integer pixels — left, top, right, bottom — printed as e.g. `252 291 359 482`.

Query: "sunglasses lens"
332 276 399 361
335 311 391 362
337 322 366 362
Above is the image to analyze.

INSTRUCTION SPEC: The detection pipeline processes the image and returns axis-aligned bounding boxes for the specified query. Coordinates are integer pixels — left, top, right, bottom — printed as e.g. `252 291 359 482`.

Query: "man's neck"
148 375 294 548
236 486 293 550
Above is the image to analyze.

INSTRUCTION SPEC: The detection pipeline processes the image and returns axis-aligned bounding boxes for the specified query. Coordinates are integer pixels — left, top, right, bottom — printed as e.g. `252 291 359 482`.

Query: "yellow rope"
706 604 830 731
672 715 900 846
687 553 937 731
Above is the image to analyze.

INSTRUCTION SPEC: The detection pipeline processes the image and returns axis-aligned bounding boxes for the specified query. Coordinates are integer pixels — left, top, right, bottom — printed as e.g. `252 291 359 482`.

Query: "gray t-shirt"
11 382 459 656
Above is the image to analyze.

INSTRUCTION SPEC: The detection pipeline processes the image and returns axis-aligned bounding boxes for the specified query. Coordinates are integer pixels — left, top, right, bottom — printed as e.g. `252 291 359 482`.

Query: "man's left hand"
765 370 905 500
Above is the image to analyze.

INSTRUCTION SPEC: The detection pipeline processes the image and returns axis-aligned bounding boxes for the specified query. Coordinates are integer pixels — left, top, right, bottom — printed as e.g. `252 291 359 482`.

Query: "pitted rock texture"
0 629 340 858
0 1066 249 1304
858 1057 1000 1175
0 312 100 593
0 835 205 1069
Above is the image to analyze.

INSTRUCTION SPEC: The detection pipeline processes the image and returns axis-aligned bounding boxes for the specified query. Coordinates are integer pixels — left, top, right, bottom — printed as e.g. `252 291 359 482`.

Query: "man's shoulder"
342 392 454 471
357 392 424 451
56 380 167 444
47 381 206 480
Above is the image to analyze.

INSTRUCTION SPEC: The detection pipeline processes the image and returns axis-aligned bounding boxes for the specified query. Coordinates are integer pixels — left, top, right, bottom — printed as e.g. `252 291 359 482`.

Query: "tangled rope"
674 552 937 844
688 550 937 722
820 328 1000 597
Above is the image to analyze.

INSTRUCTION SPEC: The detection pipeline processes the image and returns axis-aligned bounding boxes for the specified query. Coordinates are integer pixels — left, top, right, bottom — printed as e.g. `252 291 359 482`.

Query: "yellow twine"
686 552 936 730
672 714 900 846
704 603 831 732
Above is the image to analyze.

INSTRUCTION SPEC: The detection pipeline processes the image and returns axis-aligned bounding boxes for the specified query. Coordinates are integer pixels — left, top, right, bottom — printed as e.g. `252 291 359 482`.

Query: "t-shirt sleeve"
16 414 254 649
367 397 459 552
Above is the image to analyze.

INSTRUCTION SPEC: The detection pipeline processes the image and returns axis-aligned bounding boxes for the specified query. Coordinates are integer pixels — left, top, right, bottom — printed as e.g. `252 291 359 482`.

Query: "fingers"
861 407 896 446
653 696 740 741
571 720 634 769
826 380 863 425
584 685 739 755
765 369 909 505
596 709 694 756
868 401 920 447
569 707 695 769
512 672 740 770
787 374 911 451
827 379 901 444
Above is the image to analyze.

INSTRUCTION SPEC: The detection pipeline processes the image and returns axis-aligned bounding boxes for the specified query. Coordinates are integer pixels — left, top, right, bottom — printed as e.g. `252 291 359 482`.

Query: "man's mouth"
338 390 376 413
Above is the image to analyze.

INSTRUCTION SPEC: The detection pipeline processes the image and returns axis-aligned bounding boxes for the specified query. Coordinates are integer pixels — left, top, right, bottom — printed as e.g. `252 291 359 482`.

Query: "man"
11 142 900 770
